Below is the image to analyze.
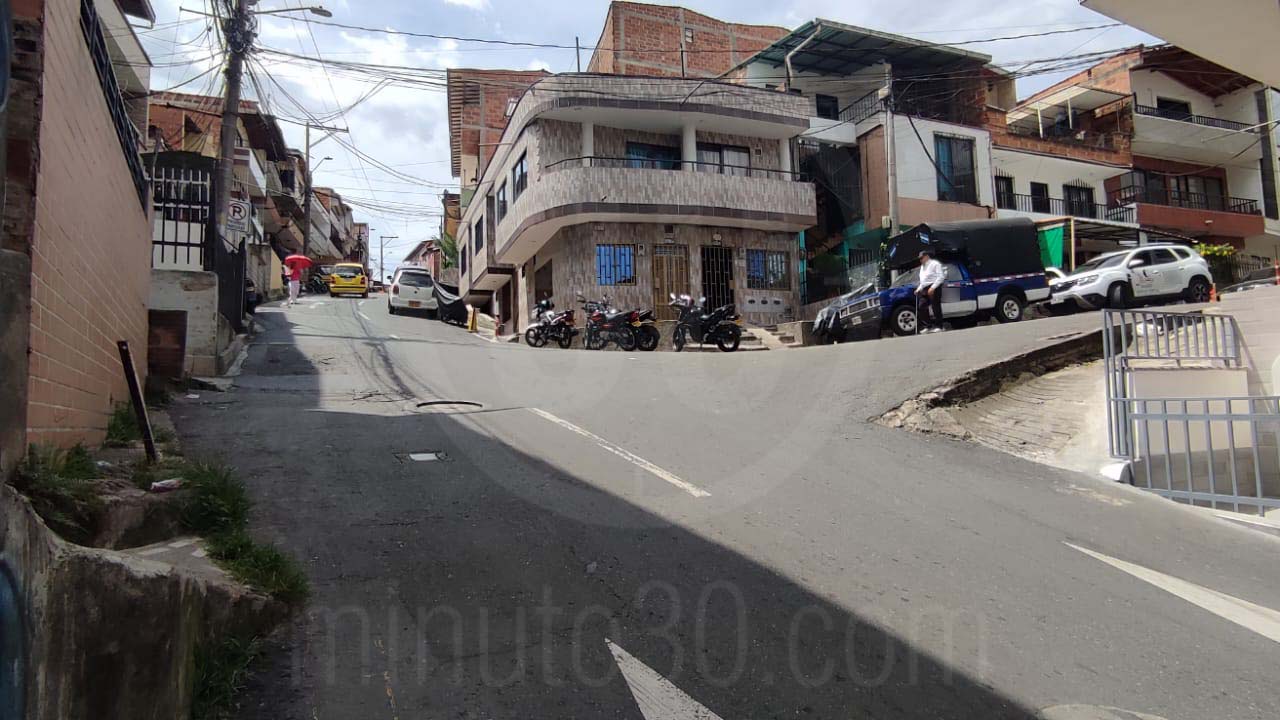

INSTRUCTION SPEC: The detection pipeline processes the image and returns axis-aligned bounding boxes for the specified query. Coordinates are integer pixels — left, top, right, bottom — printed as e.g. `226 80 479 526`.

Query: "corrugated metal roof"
731 19 990 77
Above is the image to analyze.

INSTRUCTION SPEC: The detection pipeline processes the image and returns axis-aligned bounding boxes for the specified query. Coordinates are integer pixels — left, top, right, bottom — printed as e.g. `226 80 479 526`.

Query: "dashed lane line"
527 408 710 498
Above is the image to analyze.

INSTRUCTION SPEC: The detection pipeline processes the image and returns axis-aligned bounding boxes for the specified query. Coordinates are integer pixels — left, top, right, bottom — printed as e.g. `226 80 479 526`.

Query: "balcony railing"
543 156 808 181
997 192 1137 223
1111 188 1261 215
1135 104 1253 132
838 90 883 126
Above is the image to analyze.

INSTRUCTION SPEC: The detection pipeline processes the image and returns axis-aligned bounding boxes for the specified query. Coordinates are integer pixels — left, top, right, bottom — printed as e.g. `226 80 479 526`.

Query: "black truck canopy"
884 217 1043 279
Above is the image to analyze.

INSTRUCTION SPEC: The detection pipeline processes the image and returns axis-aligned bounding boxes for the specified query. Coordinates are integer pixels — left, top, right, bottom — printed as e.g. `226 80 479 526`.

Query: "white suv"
387 267 440 317
1047 244 1213 312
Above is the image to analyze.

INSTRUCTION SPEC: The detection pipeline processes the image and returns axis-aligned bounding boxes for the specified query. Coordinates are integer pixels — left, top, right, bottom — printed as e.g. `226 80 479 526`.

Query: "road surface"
170 294 1280 720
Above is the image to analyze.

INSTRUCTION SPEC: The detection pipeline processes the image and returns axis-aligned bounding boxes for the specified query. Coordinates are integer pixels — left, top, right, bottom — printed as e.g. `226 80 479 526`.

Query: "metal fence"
1102 308 1278 515
1126 396 1280 515
1103 308 1244 457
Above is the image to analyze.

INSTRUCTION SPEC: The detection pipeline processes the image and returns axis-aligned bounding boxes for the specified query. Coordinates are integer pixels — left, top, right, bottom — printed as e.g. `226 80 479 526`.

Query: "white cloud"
526 58 552 72
443 0 489 10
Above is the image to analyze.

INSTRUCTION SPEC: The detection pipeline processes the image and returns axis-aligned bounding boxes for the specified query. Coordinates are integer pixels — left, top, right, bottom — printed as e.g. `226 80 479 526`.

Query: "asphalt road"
171 293 1280 720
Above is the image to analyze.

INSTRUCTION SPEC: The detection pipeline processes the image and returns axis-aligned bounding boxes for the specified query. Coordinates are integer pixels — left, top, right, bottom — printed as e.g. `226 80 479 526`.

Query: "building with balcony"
2 0 156 460
456 74 816 330
988 44 1280 269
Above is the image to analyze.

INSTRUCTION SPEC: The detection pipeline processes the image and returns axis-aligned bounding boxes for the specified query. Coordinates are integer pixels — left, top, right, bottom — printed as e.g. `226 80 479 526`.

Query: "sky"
137 0 1156 276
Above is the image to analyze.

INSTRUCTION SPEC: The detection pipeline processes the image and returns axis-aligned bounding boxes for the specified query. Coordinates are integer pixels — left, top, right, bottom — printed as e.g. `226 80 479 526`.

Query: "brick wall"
448 69 549 182
586 2 787 78
24 0 153 447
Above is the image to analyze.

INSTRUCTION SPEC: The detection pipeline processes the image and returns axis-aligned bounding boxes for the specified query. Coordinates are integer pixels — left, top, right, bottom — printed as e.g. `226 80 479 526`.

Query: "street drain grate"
409 451 446 462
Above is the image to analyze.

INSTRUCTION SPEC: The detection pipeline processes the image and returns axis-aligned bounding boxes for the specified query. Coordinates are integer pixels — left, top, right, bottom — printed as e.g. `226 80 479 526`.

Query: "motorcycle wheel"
585 330 605 351
636 324 660 352
673 326 687 352
525 327 547 348
616 328 638 352
715 325 742 352
556 333 573 349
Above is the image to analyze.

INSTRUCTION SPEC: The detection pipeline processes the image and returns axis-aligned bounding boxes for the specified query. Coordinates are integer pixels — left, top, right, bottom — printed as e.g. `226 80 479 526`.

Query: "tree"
438 230 458 269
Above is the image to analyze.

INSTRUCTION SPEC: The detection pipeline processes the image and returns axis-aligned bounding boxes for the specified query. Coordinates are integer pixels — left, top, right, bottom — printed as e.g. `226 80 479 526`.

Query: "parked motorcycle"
579 294 638 351
633 308 660 351
525 299 577 349
668 293 742 352
306 272 328 295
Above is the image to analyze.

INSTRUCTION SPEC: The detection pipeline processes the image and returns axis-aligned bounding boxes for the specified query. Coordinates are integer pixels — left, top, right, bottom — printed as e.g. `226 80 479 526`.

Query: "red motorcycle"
578 294 638 351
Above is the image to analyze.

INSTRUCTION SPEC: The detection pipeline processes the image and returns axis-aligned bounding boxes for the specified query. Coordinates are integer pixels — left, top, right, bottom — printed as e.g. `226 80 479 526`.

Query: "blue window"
935 134 977 204
746 249 789 290
595 244 636 285
625 142 680 170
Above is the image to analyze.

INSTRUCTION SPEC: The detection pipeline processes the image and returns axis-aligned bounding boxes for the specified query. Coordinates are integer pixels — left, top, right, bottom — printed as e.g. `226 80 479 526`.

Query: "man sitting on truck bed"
915 250 945 334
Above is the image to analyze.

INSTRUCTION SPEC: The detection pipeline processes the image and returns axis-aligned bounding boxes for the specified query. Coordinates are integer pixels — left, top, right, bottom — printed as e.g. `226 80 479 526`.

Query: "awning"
731 19 990 77
1007 86 1130 128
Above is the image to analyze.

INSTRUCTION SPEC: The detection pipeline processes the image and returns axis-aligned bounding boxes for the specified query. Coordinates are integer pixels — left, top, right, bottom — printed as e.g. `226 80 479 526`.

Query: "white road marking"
359 312 373 322
527 408 709 498
389 334 401 340
1067 542 1280 644
1038 705 1167 720
608 639 723 720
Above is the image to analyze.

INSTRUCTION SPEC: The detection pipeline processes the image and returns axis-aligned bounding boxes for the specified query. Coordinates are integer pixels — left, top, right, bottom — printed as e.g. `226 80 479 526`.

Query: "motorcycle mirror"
699 296 706 305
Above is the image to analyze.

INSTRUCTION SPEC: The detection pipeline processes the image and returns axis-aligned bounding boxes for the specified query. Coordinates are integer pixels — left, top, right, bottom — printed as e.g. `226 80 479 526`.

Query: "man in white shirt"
915 250 946 333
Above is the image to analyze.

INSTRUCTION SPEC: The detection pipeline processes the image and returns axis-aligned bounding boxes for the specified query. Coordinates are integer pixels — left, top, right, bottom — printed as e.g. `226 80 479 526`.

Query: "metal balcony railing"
996 192 1136 223
838 90 883 126
543 156 808 181
1111 188 1261 215
1134 104 1253 132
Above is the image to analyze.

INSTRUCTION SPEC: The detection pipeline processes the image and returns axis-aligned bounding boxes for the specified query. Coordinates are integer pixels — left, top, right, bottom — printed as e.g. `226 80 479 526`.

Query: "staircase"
751 324 804 350
682 328 768 352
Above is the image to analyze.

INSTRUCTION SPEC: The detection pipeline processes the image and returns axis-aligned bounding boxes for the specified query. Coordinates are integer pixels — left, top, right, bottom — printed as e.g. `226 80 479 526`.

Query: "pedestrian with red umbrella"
283 254 313 307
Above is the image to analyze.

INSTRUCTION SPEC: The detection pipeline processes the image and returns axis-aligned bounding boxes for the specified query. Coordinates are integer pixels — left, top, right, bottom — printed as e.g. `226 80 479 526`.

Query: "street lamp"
250 6 333 18
313 156 334 172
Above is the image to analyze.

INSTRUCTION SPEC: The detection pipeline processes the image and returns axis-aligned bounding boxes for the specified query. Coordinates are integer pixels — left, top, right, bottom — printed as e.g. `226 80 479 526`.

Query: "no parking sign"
226 200 250 233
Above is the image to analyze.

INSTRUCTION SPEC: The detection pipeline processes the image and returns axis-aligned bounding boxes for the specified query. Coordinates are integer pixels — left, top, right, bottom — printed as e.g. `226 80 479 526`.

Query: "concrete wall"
1131 70 1259 125
991 147 1129 211
150 270 221 377
23 0 153 448
892 115 995 207
0 252 32 474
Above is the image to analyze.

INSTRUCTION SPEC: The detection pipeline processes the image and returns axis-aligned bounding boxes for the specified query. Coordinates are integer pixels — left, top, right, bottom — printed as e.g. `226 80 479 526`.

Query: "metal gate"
700 246 734 311
652 244 689 320
212 235 246 334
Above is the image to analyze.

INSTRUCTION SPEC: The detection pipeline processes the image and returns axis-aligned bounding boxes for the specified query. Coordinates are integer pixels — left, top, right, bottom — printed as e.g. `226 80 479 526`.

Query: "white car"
387 267 439 317
1047 244 1213 312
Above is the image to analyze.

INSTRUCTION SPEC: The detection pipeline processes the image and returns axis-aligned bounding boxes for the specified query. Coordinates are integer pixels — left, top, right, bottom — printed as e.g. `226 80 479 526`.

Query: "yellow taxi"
328 263 369 298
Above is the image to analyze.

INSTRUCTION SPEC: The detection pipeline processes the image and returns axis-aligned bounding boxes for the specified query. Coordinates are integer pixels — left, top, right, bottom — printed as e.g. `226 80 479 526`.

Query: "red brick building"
2 0 156 463
586 1 786 77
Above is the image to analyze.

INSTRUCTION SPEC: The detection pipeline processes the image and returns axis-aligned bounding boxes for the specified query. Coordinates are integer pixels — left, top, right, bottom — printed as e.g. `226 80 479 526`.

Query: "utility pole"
301 123 347 257
380 235 399 284
214 0 250 243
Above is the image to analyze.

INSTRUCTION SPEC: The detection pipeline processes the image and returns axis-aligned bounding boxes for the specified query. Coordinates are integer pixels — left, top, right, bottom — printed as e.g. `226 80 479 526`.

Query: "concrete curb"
876 327 1112 430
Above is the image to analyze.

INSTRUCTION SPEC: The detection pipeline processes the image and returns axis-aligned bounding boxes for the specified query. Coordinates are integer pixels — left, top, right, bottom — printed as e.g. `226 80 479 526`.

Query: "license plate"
408 301 421 308
846 315 863 326
631 321 642 327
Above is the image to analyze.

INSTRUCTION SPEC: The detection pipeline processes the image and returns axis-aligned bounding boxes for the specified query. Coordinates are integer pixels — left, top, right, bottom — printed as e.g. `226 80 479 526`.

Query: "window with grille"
474 215 484 253
746 250 790 290
934 134 977 204
512 152 528 200
595 244 636 285
496 183 507 222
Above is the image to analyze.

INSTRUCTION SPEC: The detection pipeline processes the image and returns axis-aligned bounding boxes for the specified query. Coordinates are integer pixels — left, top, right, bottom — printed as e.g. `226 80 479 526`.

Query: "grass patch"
11 444 103 543
104 402 142 447
180 462 251 533
191 634 261 720
207 529 309 605
153 427 177 445
145 385 172 409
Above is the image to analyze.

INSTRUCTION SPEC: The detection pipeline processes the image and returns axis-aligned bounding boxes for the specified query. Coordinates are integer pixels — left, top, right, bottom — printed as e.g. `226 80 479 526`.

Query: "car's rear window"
398 272 432 287
333 266 363 278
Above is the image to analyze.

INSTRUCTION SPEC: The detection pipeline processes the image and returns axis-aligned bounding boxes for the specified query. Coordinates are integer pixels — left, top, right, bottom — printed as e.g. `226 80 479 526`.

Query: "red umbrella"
283 254 314 273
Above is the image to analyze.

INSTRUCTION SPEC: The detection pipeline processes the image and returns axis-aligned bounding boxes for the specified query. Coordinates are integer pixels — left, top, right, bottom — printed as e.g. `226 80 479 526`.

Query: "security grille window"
995 176 1015 209
934 135 977 204
474 216 484 254
1063 184 1096 218
746 250 790 290
595 244 636 286
459 244 468 276
626 142 680 170
511 152 528 200
496 183 507 222
696 143 751 176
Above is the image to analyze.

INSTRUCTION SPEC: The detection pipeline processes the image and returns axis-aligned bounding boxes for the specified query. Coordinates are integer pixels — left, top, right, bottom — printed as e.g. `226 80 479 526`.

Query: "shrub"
104 403 142 447
179 462 251 534
12 445 103 542
207 529 309 604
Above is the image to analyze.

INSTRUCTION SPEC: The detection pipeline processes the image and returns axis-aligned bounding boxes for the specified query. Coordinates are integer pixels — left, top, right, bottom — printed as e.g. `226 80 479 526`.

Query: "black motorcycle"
525 299 577 349
579 294 637 351
668 293 742 352
633 308 660 351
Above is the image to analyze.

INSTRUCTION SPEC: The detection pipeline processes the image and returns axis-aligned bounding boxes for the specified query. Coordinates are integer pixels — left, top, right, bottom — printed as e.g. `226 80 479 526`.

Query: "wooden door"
651 244 689 320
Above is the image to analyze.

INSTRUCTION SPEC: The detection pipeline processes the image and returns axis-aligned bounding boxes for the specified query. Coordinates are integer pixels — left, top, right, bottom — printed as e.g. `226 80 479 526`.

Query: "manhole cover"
416 400 483 409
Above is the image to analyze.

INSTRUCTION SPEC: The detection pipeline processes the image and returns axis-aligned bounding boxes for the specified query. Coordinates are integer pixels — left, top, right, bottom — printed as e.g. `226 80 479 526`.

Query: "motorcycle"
525 299 577 349
633 308 660 352
579 294 638 351
668 293 742 352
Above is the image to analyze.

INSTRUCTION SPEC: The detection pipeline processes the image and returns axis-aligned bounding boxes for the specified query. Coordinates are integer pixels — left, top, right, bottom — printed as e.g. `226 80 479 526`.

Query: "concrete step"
776 334 796 344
